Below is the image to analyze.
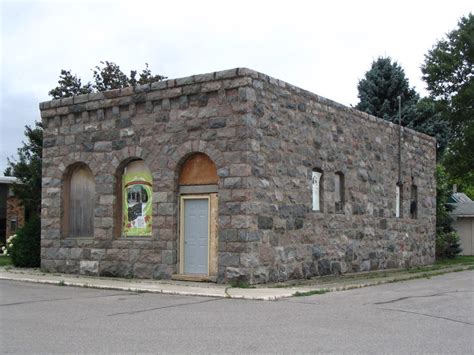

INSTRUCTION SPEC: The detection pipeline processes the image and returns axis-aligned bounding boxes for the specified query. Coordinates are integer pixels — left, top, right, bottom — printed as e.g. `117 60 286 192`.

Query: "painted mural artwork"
122 171 152 236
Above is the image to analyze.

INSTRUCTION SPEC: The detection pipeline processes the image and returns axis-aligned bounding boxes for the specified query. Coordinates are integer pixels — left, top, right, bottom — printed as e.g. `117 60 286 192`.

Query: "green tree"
49 61 167 99
356 57 452 157
407 97 451 156
48 70 93 99
4 122 43 217
421 14 474 186
356 57 420 125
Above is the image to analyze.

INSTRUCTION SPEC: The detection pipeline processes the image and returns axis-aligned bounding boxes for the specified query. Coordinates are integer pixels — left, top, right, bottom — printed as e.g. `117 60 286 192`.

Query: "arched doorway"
178 153 219 279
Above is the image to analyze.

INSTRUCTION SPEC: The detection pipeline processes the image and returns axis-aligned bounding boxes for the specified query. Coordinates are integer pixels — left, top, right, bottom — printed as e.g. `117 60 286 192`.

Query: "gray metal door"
184 199 209 274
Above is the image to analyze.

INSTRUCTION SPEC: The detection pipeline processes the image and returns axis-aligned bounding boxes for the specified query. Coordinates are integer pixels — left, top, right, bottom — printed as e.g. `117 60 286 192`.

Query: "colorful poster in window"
122 171 152 237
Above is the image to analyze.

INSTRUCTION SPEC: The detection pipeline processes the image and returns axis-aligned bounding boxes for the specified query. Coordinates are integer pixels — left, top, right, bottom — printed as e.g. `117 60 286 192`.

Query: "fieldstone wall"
40 69 257 280
225 70 437 283
40 67 436 284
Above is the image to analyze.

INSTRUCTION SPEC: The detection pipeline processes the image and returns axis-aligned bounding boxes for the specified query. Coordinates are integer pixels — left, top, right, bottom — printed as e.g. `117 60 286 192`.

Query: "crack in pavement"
372 290 473 305
0 292 140 307
107 298 222 316
378 307 474 326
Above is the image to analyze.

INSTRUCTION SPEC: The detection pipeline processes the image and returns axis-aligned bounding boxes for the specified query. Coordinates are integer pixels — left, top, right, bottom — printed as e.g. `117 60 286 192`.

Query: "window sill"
64 236 94 239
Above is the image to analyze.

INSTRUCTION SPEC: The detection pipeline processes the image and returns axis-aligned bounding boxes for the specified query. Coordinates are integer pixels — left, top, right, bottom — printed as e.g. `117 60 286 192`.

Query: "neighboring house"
0 176 25 245
39 68 436 284
449 191 474 256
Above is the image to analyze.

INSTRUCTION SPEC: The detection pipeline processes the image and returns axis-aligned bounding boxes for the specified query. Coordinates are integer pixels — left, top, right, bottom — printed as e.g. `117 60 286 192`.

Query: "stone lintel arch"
104 145 155 176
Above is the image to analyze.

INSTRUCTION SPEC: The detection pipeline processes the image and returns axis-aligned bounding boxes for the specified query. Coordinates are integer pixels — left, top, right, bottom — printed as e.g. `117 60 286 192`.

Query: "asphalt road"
1 271 473 354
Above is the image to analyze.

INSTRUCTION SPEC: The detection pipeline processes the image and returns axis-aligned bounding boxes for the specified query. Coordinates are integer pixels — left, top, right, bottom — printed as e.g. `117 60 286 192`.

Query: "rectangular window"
410 185 418 219
312 170 322 211
335 172 344 213
10 218 17 233
396 184 403 218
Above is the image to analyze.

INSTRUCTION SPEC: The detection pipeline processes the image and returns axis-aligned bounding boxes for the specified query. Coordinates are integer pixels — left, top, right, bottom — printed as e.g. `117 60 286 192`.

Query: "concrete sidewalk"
0 264 472 300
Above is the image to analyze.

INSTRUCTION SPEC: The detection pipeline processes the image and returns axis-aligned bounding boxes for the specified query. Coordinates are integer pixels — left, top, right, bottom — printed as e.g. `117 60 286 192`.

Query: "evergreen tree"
4 122 43 218
48 70 93 99
356 57 419 125
408 97 451 156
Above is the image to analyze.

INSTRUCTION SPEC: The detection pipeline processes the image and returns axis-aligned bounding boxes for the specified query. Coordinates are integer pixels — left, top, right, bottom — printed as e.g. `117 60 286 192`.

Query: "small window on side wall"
396 183 403 218
335 172 344 213
10 218 17 233
121 160 153 237
410 185 418 219
312 169 323 211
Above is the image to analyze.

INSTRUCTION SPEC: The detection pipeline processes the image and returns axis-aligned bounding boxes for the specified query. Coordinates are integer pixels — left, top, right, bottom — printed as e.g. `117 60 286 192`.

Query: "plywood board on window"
179 153 218 186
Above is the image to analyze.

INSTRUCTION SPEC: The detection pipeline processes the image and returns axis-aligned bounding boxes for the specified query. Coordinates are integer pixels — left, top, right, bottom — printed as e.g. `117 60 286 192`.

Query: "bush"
10 215 41 267
435 165 462 259
436 231 462 259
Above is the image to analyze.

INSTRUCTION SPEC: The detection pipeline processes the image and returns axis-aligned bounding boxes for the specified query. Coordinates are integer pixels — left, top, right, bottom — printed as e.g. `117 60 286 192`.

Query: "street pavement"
0 271 473 353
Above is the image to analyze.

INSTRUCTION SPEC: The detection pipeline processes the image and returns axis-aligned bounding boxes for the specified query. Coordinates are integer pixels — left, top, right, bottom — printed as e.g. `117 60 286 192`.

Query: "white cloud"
0 0 472 172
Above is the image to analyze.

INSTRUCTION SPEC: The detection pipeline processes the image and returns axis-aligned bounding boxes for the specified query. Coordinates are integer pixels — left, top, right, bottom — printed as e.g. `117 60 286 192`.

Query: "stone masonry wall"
40 67 436 284
225 70 436 283
40 68 258 281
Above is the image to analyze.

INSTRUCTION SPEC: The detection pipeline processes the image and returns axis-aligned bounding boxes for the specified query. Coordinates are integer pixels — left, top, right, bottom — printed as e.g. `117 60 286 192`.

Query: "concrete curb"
1 266 472 301
0 272 296 301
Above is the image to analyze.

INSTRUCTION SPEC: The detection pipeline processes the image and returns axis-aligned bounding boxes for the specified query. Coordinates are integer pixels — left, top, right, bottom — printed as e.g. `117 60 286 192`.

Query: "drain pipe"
397 96 402 187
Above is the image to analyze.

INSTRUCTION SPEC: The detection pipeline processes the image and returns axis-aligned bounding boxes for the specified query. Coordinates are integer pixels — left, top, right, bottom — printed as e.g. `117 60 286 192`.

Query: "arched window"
335 172 344 213
121 160 153 237
63 164 95 237
179 153 218 186
312 168 323 212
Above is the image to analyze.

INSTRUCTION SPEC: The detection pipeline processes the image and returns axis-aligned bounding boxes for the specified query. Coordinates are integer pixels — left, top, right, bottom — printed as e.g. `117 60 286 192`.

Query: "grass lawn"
404 255 474 274
0 255 12 266
435 255 474 266
269 255 474 289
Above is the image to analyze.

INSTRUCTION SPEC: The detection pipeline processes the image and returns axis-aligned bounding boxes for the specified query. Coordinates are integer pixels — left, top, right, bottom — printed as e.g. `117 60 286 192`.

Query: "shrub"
10 215 41 267
436 231 462 259
435 165 462 259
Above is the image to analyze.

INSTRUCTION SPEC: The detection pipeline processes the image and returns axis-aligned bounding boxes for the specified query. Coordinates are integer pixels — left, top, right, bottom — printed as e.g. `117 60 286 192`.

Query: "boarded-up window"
179 153 218 186
67 165 95 237
335 172 344 213
312 169 323 211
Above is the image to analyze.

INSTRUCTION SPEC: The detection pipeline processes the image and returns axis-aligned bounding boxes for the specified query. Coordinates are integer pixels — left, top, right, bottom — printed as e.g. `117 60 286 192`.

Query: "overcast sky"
0 0 472 173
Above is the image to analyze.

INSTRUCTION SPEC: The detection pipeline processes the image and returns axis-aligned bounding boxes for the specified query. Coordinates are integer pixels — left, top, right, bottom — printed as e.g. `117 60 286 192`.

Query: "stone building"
39 68 436 284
